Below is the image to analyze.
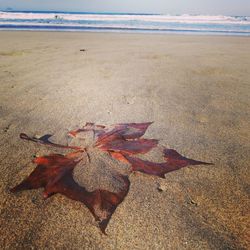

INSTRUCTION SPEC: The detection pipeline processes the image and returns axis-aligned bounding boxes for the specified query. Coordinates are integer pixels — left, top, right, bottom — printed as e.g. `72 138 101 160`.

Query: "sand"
0 31 249 249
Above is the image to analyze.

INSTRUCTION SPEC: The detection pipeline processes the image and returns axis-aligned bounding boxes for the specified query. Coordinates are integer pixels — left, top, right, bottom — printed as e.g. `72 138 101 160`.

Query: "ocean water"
0 11 250 36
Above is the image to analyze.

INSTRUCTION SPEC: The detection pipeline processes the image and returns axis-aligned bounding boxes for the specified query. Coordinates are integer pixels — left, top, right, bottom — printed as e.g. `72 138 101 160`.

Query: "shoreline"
1 29 250 38
0 26 250 37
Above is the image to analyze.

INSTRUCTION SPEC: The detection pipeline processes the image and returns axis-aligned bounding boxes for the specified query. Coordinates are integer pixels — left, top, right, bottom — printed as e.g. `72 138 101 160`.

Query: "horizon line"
1 9 249 17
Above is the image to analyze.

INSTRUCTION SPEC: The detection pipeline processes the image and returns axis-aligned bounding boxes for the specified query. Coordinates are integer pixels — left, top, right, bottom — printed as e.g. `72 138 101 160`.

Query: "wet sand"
0 31 249 249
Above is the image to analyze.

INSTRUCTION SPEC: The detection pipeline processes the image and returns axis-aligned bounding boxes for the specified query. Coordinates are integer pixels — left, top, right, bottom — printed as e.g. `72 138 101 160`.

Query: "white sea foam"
0 11 250 25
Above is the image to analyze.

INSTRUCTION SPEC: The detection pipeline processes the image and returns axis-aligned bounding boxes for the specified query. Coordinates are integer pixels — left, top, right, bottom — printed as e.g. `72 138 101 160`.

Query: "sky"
0 0 250 16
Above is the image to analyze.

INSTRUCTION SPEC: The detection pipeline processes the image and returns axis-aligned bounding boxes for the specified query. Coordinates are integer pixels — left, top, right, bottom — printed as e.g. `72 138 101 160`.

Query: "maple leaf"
11 122 212 233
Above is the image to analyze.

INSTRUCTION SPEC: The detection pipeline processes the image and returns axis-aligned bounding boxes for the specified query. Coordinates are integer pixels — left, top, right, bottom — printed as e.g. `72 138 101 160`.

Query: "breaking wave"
0 11 249 35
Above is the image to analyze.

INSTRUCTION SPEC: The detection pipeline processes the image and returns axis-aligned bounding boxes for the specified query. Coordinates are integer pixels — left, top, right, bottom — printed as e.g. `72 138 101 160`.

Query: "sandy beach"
0 31 249 249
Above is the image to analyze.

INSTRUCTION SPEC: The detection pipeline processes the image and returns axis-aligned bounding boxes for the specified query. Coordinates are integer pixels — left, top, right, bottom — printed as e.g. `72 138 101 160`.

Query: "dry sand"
0 31 249 249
